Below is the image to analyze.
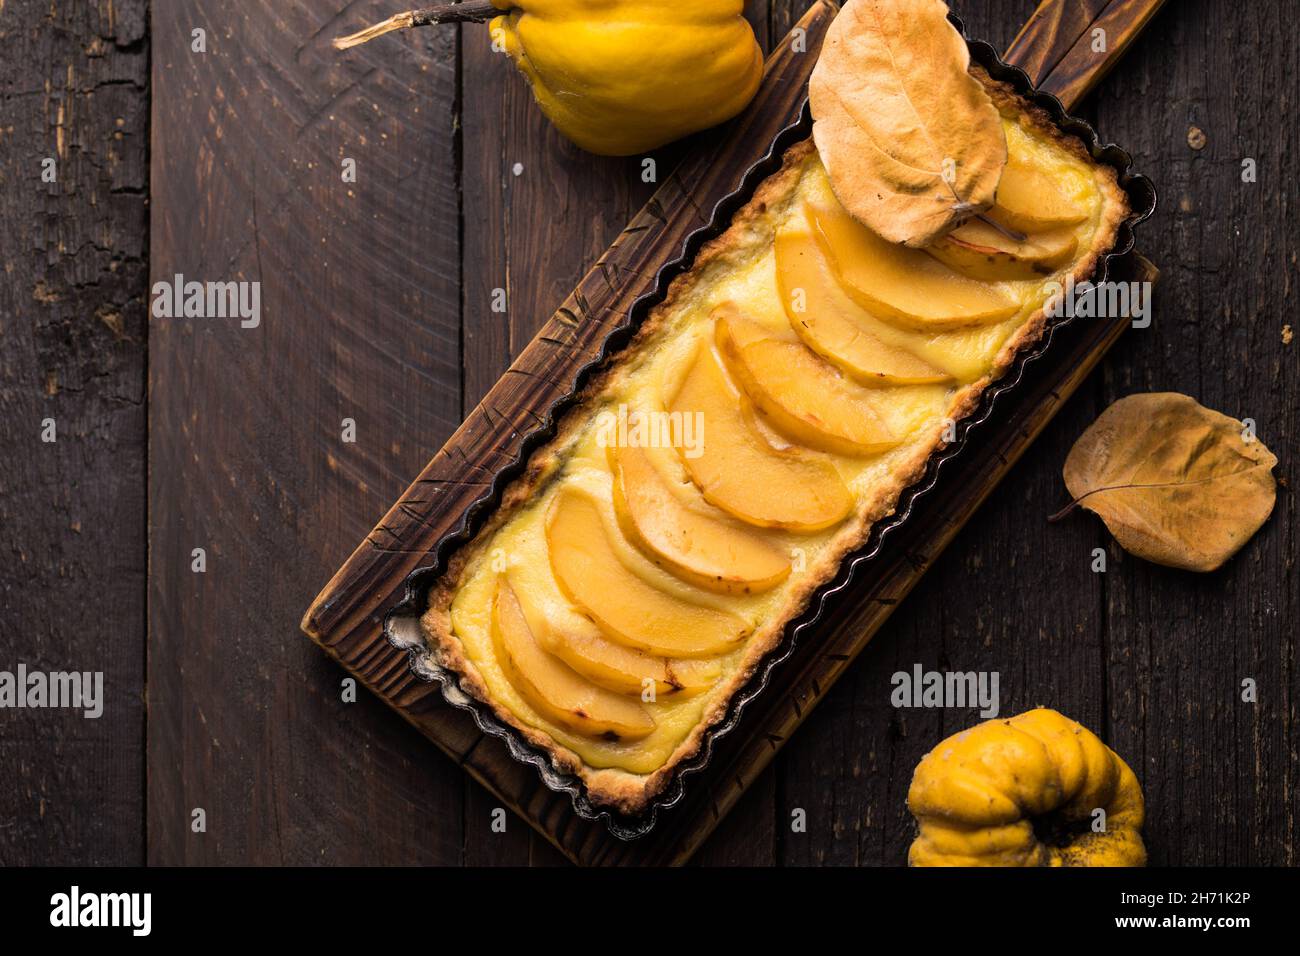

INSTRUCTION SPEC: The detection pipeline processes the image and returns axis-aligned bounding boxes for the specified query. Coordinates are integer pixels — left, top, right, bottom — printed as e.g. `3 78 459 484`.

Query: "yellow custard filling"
445 112 1109 775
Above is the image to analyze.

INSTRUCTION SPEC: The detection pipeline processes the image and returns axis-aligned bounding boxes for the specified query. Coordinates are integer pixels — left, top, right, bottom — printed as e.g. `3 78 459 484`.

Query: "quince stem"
334 1 500 51
972 212 1027 243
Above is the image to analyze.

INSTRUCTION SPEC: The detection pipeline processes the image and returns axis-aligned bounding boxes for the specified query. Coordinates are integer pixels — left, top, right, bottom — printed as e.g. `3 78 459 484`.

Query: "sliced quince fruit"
808 201 1020 331
774 227 1006 383
544 488 750 658
545 620 720 698
512 585 720 698
609 442 790 595
491 577 655 740
714 310 901 458
554 631 721 698
667 343 853 531
991 158 1089 235
773 229 952 386
927 219 1079 281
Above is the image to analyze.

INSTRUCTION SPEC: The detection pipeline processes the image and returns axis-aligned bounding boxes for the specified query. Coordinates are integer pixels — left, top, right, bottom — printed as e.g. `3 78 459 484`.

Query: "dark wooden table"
1 0 1295 866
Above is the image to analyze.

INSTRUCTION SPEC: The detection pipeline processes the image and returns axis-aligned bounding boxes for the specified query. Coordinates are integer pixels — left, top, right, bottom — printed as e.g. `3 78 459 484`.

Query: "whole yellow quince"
907 708 1146 867
488 0 764 155
336 1 764 156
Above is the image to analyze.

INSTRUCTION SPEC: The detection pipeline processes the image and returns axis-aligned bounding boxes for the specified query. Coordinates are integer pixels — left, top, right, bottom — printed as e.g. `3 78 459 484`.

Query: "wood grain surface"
148 0 467 865
0 0 148 865
1 0 1296 866
1005 0 1169 108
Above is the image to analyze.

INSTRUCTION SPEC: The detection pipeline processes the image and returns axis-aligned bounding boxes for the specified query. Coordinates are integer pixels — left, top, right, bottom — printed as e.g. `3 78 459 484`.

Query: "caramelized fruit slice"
517 590 720 698
550 625 721 698
775 227 1007 382
773 229 952 386
491 577 654 740
927 219 1079 281
714 310 901 457
610 443 790 595
992 158 1089 234
545 489 750 658
667 343 853 531
808 202 1020 331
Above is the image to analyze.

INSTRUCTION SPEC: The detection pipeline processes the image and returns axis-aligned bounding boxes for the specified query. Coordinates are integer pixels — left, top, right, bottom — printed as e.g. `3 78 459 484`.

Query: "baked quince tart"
422 32 1129 814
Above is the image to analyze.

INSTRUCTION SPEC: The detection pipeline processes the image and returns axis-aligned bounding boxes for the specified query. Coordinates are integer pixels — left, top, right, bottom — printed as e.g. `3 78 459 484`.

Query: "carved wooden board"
302 0 1163 865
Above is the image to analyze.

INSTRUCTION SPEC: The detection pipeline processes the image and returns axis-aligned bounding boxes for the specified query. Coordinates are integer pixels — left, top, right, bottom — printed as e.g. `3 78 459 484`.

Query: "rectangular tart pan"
383 14 1157 841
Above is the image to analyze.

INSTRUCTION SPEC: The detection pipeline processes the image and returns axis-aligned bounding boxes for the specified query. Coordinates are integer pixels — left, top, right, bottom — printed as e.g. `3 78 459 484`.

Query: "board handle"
1003 0 1169 112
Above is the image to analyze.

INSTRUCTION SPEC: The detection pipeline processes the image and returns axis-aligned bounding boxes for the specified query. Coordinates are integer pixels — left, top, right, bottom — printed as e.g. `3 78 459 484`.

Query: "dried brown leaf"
808 0 1007 247
1060 393 1278 572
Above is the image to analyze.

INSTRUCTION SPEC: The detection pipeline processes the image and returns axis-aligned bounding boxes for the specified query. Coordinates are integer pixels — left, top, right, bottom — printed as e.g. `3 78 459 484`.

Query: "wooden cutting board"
302 0 1164 866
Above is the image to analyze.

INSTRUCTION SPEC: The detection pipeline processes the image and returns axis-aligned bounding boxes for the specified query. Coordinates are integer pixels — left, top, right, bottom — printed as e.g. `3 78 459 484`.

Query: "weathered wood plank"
303 0 839 865
1004 0 1111 88
148 0 464 864
0 0 148 866
1005 0 1169 109
1091 0 1297 865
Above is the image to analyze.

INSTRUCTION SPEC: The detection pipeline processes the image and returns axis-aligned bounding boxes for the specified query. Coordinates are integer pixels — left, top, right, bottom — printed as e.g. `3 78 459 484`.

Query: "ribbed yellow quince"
907 708 1146 867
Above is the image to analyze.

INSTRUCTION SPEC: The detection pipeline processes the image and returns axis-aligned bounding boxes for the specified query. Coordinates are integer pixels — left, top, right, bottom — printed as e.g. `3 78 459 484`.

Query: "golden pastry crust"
420 69 1130 817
